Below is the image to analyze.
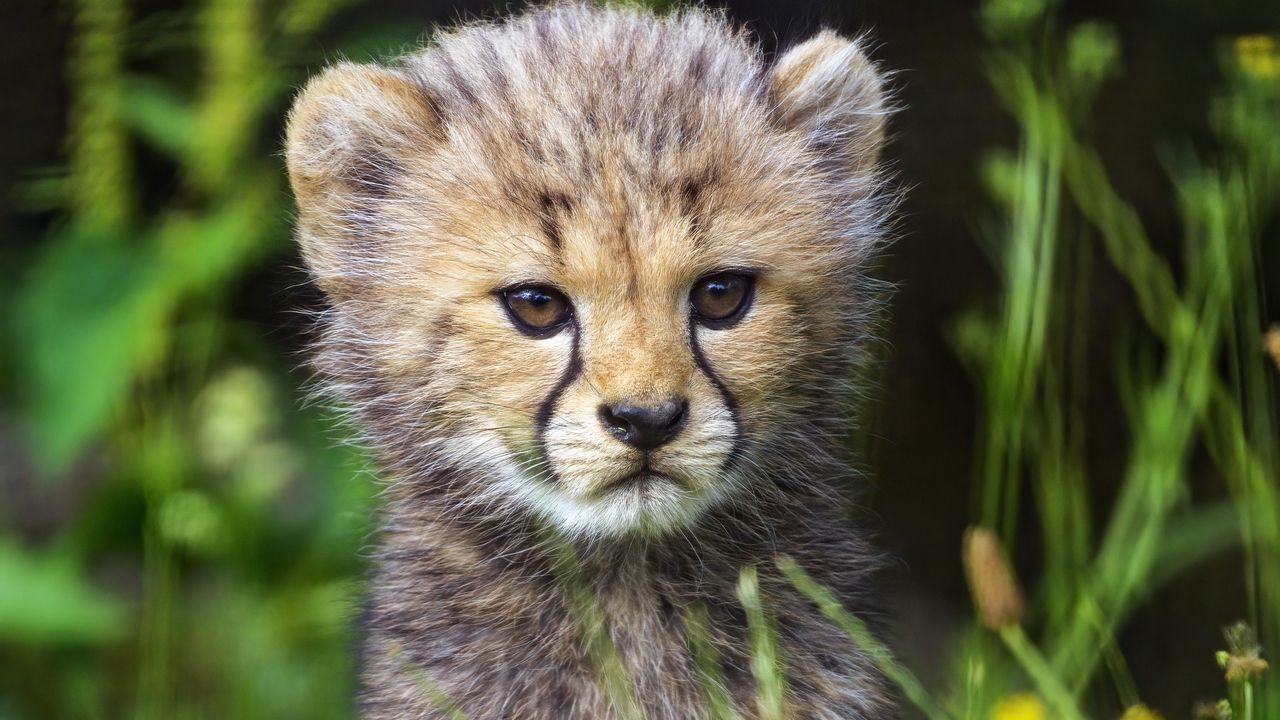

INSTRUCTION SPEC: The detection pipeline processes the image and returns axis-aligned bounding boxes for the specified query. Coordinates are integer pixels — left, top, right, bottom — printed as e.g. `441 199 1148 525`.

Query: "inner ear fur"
285 62 438 294
769 31 889 173
285 62 440 205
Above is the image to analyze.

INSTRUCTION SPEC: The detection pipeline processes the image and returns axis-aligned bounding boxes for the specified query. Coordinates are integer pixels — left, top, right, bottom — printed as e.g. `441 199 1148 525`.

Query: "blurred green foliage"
2 0 396 717
941 0 1280 716
2 0 1277 718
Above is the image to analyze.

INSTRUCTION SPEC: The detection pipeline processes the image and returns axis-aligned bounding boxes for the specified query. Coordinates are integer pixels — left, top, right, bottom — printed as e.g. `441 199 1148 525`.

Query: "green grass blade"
777 556 953 720
684 603 744 720
738 566 786 720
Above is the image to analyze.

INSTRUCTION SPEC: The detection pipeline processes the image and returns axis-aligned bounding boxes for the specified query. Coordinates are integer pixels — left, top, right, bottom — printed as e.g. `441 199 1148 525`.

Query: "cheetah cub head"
286 5 891 539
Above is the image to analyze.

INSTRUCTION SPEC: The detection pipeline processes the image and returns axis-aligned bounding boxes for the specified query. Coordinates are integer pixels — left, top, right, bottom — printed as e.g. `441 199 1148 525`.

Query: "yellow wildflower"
1119 704 1163 720
991 692 1047 720
1236 35 1279 79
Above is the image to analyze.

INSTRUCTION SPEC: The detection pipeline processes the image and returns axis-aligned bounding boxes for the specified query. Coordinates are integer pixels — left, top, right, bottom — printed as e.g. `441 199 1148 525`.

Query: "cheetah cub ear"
770 31 890 173
284 63 438 295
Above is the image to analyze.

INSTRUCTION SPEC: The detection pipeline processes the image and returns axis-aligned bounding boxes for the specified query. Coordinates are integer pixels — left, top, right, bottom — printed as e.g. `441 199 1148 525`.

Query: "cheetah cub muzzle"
287 3 896 718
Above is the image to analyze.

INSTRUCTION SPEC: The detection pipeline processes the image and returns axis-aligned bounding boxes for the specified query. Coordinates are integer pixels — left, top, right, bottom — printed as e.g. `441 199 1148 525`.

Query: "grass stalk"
777 556 953 720
684 604 744 720
546 535 646 720
999 626 1086 720
389 643 473 720
738 567 786 720
67 0 134 232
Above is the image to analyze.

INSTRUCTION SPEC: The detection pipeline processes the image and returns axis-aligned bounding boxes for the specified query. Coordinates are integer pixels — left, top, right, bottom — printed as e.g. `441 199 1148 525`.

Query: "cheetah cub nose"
598 399 689 451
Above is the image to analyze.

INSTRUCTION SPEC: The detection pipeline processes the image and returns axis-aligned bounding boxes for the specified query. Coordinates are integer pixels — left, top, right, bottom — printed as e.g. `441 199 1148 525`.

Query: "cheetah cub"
287 3 896 718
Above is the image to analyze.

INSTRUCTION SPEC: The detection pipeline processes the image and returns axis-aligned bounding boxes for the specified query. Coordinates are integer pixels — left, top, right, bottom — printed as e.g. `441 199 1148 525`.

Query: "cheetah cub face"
286 7 890 538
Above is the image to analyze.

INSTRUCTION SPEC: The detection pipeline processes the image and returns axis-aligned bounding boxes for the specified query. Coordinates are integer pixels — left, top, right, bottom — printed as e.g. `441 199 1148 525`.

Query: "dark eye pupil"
503 286 570 334
691 272 752 325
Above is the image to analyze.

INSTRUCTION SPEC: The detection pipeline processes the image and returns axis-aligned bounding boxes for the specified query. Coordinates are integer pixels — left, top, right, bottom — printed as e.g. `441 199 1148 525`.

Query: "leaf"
1150 502 1244 590
14 224 173 473
159 182 283 295
0 538 126 645
120 76 198 159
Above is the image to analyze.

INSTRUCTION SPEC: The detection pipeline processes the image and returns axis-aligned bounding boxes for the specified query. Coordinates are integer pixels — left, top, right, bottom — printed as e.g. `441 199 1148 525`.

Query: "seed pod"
962 526 1026 630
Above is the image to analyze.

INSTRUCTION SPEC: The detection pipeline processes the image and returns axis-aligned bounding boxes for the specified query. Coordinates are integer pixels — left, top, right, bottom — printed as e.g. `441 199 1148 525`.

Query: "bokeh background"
2 1 1278 718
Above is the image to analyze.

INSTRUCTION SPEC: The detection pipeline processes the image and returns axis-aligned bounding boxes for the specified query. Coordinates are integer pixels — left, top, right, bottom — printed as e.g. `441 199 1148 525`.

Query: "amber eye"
502 285 573 336
690 272 754 327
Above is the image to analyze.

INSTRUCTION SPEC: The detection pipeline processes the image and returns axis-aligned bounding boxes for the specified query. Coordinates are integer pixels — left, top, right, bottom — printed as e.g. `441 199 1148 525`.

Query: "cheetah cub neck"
287 3 895 717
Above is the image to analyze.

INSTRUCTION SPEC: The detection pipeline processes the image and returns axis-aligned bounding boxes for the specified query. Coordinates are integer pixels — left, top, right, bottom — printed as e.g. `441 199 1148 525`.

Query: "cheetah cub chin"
287 2 896 718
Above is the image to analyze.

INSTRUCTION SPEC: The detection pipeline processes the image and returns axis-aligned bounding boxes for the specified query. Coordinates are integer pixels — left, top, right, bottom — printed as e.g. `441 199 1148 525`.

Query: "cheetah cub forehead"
286 3 891 538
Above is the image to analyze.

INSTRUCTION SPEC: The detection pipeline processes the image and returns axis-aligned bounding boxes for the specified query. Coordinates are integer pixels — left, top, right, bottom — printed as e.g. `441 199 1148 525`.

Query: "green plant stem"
68 0 134 232
1063 142 1279 580
777 556 953 720
999 626 1086 720
738 567 786 720
389 643 472 720
545 533 646 720
972 54 1067 550
684 604 744 720
1051 132 1276 690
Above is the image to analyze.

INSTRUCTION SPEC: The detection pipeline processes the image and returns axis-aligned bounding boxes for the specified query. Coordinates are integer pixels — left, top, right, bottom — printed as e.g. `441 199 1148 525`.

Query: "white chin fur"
433 430 737 538
499 470 733 539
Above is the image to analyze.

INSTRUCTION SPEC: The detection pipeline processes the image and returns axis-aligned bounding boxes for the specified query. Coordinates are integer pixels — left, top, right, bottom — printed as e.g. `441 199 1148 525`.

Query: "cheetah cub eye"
500 274 756 340
690 272 755 328
501 285 573 337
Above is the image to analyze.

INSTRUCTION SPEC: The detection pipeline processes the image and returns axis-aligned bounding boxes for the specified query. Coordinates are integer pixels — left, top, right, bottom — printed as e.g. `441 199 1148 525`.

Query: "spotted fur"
286 3 897 718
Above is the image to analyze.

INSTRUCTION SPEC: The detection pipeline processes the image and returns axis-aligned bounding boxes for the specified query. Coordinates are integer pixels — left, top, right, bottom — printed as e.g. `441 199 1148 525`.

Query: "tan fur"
286 3 896 718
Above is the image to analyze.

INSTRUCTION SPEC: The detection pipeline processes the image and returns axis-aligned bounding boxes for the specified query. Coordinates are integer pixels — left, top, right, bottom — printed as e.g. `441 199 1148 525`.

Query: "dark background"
5 0 1279 715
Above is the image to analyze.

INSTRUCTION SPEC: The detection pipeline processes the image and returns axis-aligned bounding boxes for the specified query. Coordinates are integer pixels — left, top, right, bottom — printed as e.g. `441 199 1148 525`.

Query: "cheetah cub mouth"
286 15 888 539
